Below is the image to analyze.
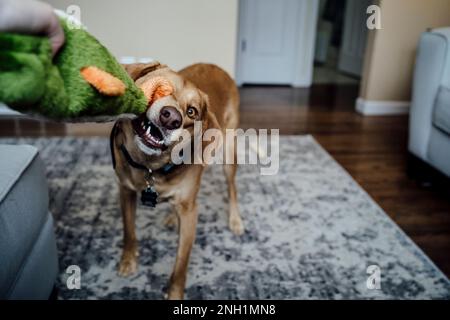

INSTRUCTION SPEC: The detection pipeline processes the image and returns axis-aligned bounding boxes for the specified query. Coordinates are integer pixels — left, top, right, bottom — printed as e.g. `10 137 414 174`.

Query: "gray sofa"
409 27 450 177
0 144 58 299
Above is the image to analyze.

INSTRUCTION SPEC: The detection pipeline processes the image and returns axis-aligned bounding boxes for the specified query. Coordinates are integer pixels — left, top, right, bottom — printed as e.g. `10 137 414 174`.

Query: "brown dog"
110 62 244 299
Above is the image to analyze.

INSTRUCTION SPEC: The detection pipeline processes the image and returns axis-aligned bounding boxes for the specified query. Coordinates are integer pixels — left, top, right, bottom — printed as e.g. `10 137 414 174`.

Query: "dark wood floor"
1 84 449 277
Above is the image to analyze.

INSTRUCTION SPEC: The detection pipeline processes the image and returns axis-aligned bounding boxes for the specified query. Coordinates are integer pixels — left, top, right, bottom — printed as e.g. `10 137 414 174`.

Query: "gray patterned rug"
1 135 449 299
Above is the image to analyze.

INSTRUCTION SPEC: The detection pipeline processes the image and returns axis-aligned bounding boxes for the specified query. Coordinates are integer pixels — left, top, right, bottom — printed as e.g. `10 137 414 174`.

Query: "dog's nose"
159 106 182 130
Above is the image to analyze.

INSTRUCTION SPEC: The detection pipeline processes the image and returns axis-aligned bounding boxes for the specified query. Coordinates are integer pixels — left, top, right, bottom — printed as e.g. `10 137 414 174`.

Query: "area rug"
1 135 449 299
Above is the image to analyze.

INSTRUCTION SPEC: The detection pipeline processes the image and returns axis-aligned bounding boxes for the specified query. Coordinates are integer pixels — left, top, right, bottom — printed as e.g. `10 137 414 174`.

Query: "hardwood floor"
1 84 449 277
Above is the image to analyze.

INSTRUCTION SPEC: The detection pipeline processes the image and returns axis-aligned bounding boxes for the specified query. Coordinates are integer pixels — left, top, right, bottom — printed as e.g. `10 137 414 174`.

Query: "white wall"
360 0 450 103
45 0 239 77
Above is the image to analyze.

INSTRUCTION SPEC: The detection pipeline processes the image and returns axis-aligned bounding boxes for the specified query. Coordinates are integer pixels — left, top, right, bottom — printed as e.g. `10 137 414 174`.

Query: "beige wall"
45 0 238 77
360 0 450 102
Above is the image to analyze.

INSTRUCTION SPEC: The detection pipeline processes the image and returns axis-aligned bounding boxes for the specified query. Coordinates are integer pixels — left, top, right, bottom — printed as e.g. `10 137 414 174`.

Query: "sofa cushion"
433 86 450 135
7 213 58 299
0 145 50 297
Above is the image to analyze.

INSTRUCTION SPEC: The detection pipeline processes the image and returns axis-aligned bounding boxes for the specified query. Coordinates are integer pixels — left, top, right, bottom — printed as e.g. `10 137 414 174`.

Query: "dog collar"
117 144 179 176
118 144 182 207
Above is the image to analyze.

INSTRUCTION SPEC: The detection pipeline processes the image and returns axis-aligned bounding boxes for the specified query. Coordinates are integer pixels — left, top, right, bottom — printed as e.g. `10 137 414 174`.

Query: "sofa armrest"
408 29 450 160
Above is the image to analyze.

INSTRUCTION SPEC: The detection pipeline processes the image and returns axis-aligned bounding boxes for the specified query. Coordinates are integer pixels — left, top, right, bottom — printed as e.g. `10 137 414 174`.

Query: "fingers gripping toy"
0 15 154 120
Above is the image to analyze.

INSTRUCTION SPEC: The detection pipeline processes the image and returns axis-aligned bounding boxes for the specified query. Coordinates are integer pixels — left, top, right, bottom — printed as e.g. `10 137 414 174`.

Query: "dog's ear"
121 61 163 81
139 76 174 107
201 91 223 165
206 108 221 131
200 92 221 131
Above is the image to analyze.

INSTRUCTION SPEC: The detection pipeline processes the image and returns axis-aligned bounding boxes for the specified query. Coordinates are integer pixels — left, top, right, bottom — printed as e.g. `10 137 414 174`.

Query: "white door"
237 0 302 85
338 0 371 77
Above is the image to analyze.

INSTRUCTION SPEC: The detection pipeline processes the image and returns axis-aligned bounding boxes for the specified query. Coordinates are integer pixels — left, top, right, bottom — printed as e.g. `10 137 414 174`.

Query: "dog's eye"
186 106 198 119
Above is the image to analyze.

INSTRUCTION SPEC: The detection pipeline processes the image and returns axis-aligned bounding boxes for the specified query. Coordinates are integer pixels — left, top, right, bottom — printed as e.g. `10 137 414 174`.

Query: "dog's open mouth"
132 114 166 150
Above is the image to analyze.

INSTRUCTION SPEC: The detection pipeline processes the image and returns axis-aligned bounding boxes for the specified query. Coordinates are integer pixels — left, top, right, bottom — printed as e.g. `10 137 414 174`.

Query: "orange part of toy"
139 76 174 106
80 66 126 96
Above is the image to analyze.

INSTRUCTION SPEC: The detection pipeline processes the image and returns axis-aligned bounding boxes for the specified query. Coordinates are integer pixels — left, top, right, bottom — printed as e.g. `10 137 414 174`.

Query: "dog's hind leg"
117 184 139 277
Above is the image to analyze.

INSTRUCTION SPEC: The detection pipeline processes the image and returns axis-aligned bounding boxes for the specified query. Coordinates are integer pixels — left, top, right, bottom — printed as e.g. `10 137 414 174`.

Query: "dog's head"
116 62 220 167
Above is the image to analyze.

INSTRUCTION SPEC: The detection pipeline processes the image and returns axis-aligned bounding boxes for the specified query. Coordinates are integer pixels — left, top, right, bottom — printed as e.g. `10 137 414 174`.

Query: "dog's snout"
159 106 182 130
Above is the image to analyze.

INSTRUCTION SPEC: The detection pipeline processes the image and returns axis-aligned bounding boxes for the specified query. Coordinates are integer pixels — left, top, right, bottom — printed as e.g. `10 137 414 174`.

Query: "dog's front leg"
118 184 139 277
167 200 198 300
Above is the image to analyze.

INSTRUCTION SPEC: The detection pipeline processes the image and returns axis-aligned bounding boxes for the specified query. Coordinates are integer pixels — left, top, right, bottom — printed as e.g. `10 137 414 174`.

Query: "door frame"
235 0 320 87
338 0 371 77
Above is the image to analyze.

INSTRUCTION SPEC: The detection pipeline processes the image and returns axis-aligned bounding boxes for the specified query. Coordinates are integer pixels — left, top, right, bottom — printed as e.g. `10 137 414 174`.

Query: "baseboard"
356 98 410 116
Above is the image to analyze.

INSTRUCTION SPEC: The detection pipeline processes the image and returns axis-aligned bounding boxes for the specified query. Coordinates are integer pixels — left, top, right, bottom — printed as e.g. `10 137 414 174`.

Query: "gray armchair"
0 144 58 299
409 27 450 177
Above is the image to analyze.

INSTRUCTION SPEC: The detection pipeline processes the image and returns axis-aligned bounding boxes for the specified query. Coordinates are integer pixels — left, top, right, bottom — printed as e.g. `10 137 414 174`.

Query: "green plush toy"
0 16 148 120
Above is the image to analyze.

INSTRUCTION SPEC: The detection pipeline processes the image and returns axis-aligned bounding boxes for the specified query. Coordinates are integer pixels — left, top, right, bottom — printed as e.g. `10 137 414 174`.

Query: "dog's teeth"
146 127 151 135
151 136 161 145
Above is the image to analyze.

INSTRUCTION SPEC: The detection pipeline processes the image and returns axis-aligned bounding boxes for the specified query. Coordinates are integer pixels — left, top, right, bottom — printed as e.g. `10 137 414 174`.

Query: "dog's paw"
164 213 179 229
229 216 244 236
167 287 184 300
118 254 138 277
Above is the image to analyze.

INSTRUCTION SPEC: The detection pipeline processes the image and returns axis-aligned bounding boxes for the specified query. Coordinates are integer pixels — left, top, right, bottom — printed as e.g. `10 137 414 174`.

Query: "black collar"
119 144 148 171
119 144 178 175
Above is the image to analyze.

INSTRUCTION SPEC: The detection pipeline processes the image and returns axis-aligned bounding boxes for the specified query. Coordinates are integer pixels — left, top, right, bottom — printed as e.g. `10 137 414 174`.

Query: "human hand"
0 0 65 56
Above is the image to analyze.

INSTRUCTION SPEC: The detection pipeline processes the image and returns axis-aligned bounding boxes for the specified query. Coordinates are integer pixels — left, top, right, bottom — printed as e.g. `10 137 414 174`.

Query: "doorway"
236 0 319 87
313 0 370 84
